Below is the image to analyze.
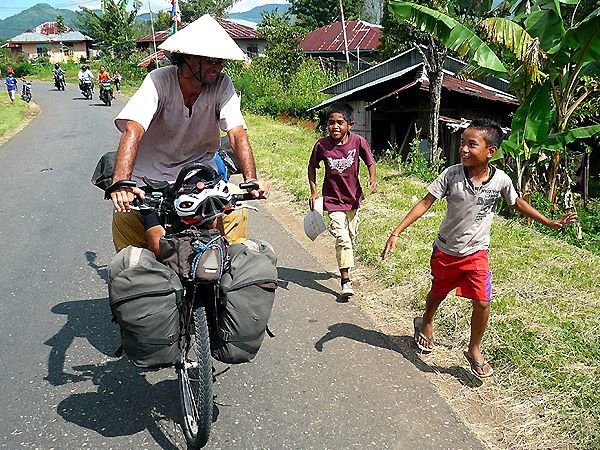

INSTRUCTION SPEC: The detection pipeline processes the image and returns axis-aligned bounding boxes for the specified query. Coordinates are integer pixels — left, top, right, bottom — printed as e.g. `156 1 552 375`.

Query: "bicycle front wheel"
178 305 213 449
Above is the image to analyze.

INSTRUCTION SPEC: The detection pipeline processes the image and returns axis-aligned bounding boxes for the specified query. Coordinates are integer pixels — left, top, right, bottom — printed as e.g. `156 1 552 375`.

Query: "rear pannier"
108 246 183 368
211 240 278 364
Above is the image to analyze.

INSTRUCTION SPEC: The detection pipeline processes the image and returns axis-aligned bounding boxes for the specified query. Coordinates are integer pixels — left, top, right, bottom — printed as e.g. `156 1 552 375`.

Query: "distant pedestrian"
308 102 378 299
381 119 577 378
7 65 13 75
5 71 17 104
113 70 122 93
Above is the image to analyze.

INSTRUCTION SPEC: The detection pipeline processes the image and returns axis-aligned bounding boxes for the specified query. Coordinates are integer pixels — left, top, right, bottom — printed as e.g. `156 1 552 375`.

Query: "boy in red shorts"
381 119 576 378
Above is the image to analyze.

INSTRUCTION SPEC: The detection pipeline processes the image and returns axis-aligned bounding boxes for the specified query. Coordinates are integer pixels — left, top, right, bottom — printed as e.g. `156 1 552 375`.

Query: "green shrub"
227 58 339 121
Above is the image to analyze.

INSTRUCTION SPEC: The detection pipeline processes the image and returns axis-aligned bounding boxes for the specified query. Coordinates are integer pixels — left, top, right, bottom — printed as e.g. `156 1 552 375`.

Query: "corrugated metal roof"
136 19 258 44
367 72 517 110
300 20 381 52
216 18 258 39
9 31 91 43
321 47 510 95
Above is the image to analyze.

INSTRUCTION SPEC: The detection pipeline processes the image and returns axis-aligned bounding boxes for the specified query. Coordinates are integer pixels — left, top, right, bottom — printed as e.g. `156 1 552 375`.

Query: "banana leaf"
539 125 600 151
523 0 565 51
548 8 600 66
388 1 507 76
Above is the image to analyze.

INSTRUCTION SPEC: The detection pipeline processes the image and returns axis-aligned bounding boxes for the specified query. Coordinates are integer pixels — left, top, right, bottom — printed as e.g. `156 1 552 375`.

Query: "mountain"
0 3 78 40
228 4 291 24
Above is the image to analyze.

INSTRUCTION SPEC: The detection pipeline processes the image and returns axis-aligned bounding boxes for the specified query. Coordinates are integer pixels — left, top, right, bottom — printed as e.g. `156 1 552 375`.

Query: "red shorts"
430 247 492 302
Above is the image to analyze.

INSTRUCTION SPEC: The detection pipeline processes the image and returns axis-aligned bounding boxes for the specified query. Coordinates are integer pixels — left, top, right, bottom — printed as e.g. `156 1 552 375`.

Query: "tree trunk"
547 150 562 204
426 39 447 164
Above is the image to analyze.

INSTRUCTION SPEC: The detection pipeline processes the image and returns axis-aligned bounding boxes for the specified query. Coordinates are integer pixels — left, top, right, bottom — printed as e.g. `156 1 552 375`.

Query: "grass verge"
247 113 600 449
0 94 31 140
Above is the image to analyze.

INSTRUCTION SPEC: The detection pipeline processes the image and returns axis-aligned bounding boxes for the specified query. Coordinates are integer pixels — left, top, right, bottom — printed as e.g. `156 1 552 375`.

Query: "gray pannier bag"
108 246 183 368
212 239 278 364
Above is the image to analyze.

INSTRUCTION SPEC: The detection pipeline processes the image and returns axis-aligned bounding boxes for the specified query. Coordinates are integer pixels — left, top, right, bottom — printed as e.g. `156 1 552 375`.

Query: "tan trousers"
112 209 249 253
328 209 358 270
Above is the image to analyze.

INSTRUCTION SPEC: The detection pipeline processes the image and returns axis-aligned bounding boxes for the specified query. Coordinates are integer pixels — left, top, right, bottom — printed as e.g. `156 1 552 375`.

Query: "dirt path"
263 185 542 450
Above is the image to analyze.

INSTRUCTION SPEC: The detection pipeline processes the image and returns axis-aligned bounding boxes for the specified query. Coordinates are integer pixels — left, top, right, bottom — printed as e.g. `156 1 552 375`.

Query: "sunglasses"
204 57 225 66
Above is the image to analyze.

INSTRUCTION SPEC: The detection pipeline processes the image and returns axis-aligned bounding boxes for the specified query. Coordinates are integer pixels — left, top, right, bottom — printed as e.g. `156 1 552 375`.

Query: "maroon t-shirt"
309 133 375 212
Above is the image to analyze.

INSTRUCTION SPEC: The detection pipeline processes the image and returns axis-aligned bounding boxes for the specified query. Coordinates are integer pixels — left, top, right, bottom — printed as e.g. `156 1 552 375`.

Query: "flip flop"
413 317 433 353
463 351 494 378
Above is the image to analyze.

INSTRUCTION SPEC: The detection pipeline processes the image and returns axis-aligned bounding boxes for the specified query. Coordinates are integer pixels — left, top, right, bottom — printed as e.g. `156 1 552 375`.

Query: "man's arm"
381 193 437 260
227 125 270 198
512 197 577 229
110 120 146 212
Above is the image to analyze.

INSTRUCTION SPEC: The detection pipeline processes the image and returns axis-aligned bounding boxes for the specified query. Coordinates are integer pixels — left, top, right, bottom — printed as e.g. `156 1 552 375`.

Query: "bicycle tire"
178 305 213 449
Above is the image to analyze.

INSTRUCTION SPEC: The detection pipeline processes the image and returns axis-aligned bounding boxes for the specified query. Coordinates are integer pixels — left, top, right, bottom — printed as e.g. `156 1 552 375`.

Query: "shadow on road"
277 266 338 297
45 296 184 448
57 359 181 449
85 250 108 284
314 322 483 388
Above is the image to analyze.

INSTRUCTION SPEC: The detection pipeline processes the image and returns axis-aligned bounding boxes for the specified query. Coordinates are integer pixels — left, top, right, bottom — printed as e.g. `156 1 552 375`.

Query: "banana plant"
389 0 600 203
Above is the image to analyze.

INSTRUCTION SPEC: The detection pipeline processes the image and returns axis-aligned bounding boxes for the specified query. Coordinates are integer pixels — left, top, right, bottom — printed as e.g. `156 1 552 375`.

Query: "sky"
0 0 290 20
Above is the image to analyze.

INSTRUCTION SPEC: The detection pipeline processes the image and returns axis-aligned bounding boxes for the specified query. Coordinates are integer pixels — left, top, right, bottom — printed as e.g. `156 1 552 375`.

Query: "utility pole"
339 0 350 65
147 0 159 69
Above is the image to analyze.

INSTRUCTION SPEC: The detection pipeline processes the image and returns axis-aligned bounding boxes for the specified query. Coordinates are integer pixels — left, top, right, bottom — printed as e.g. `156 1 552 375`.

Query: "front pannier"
108 246 183 368
212 240 278 364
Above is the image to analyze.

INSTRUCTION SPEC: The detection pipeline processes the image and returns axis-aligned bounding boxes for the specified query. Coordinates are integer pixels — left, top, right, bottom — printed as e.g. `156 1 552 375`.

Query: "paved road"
0 81 483 449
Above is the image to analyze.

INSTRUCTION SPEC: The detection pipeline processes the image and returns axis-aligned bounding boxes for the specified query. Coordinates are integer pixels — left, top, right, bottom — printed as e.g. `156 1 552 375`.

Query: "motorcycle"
81 79 93 100
54 72 66 91
21 80 32 103
99 80 113 106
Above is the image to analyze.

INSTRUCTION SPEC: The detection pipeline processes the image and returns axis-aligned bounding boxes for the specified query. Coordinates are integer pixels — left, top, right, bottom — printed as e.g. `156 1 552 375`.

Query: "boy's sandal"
413 317 433 353
463 351 494 378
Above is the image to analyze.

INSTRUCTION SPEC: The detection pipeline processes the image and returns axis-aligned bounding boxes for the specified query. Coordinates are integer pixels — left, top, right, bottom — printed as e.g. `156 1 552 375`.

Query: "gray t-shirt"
427 164 518 256
115 66 245 183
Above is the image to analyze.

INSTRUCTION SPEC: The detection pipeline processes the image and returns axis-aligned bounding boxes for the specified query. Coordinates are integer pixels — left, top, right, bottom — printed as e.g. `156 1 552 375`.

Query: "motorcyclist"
97 65 112 99
78 64 94 94
53 63 64 87
109 14 270 253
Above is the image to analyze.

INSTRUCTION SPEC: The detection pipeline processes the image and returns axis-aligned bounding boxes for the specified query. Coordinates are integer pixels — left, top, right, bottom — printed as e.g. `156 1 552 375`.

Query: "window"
246 46 258 57
36 44 50 56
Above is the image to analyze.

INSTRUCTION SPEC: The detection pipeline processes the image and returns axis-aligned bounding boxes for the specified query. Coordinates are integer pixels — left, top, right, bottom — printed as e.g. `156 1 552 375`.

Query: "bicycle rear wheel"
177 305 213 449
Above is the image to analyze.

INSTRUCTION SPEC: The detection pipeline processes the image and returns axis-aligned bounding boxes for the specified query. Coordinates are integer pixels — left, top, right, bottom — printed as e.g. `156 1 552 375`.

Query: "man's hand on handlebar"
108 180 145 213
246 178 271 199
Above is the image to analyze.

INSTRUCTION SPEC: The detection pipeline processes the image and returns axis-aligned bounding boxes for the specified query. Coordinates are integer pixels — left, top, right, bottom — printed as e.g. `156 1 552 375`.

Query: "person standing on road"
381 119 577 378
108 14 270 253
308 102 378 299
113 70 122 93
5 71 17 104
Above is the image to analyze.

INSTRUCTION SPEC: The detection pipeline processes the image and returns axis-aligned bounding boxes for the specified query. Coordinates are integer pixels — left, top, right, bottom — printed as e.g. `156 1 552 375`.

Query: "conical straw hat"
159 14 246 60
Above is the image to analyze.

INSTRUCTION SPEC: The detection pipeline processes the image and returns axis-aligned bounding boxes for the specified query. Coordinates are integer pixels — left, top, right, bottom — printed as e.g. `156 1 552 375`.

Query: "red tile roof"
300 20 381 52
137 19 258 44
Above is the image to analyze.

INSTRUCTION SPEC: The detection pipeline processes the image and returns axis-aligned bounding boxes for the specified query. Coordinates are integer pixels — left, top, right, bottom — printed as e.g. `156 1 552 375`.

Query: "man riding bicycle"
109 14 270 255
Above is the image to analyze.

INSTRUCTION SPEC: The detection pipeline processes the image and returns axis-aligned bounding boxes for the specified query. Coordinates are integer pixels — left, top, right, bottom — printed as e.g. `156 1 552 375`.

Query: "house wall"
348 100 372 144
12 41 88 63
234 39 268 57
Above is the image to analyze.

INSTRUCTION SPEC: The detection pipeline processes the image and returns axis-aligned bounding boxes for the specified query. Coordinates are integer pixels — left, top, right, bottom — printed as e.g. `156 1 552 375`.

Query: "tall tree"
382 1 494 163
257 11 307 84
290 0 366 29
76 0 141 59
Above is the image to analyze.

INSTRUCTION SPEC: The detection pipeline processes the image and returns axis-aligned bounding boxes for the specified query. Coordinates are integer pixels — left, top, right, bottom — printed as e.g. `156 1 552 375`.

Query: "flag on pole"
170 0 181 34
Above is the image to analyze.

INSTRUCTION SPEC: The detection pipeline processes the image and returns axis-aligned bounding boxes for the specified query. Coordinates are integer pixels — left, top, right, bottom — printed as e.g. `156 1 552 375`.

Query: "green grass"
0 92 31 139
246 113 600 449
